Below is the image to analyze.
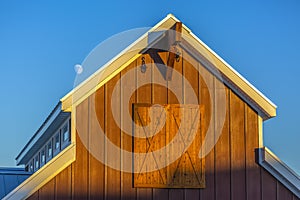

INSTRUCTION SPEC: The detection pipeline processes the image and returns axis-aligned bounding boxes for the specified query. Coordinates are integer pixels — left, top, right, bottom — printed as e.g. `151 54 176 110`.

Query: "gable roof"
60 14 276 120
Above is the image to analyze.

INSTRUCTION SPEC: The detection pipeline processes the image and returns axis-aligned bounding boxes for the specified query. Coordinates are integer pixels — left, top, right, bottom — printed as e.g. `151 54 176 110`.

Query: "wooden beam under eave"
166 22 182 80
175 22 182 43
166 45 177 80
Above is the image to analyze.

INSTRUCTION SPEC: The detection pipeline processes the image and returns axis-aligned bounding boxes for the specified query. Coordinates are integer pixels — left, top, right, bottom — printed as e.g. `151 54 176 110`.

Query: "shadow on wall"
24 147 299 200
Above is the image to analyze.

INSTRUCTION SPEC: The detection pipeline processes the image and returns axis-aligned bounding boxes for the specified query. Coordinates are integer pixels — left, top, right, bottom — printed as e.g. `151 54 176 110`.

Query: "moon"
74 64 83 74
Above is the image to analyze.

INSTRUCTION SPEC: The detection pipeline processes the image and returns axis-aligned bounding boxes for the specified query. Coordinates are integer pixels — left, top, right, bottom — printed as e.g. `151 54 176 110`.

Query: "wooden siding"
27 49 298 200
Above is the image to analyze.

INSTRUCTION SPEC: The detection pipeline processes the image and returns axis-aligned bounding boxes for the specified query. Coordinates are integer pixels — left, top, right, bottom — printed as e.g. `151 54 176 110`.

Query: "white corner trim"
257 147 300 198
3 143 76 200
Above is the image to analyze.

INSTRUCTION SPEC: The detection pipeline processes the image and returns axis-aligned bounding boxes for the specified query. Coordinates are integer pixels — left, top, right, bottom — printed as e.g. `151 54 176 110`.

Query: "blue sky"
0 1 299 174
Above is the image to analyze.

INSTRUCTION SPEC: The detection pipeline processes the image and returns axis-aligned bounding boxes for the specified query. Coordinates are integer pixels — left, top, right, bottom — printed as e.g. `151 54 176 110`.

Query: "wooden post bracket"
145 22 183 81
166 22 182 81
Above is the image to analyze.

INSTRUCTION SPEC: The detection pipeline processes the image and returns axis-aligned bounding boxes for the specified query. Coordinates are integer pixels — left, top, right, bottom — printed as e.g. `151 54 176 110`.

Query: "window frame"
53 131 61 156
61 119 71 149
40 147 46 167
25 117 71 173
29 160 34 172
46 140 53 162
33 153 40 172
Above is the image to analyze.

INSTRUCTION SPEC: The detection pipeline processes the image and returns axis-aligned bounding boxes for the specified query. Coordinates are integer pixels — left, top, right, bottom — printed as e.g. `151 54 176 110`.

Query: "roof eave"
61 14 276 120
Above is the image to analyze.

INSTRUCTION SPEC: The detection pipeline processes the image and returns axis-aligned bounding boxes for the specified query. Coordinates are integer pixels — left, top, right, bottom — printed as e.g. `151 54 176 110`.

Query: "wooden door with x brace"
133 104 205 188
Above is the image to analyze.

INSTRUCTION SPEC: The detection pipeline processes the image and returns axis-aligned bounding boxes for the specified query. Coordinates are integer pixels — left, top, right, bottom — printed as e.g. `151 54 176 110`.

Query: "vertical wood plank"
105 74 121 200
230 91 246 200
136 53 153 200
293 195 300 200
39 178 55 200
121 61 137 200
277 182 293 200
245 105 261 200
152 51 169 200
151 77 169 200
215 85 230 200
55 165 72 200
26 191 39 200
167 50 184 200
199 63 215 200
71 162 75 199
182 49 201 200
261 169 277 200
89 89 105 200
74 99 89 199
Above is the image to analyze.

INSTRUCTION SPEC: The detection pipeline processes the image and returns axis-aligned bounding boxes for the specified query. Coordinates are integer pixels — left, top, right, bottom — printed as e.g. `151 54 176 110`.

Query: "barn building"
3 14 299 200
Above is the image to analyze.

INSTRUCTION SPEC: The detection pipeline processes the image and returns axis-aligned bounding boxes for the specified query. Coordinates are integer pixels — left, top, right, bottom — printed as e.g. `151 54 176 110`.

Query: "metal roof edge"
0 167 32 175
257 147 300 198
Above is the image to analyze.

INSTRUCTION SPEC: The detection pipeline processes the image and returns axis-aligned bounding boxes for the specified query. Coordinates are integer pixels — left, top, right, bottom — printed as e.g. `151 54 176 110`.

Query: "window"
34 154 39 171
26 117 71 173
62 123 69 142
46 140 52 162
61 121 71 149
25 117 71 174
55 133 60 149
133 104 205 188
29 160 34 172
40 148 46 166
53 132 60 156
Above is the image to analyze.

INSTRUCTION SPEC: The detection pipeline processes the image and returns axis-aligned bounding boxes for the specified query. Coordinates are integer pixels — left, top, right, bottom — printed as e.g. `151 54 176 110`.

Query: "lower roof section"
0 167 32 199
257 147 300 198
3 143 75 200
